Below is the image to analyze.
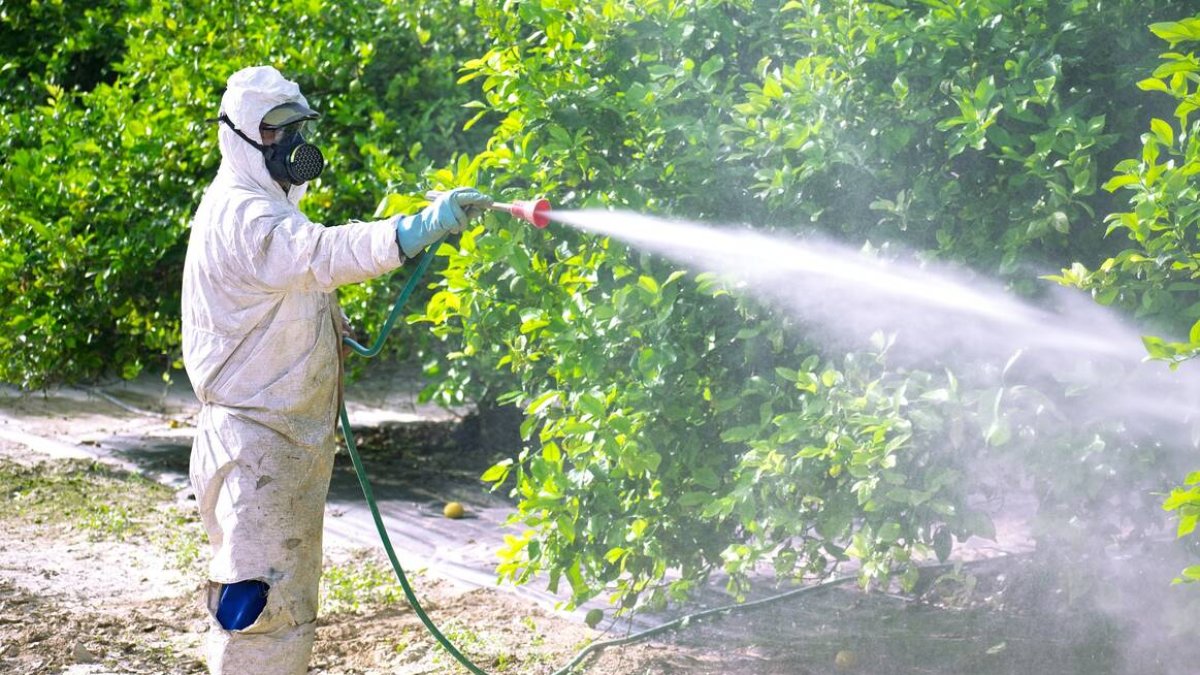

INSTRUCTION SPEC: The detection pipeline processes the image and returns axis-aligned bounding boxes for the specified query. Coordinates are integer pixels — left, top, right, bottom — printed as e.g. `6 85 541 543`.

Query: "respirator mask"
218 101 325 186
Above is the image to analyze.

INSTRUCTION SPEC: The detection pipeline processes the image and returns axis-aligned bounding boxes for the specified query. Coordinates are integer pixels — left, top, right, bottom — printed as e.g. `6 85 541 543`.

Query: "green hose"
342 246 437 359
338 245 489 675
338 404 487 674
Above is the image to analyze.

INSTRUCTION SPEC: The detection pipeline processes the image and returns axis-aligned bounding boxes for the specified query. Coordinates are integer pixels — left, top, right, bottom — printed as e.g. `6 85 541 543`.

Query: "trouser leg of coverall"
204 613 316 675
190 406 335 675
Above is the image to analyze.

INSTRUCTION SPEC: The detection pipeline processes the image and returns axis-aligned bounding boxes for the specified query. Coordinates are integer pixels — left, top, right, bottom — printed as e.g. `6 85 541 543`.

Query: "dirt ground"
0 378 687 674
0 440 687 675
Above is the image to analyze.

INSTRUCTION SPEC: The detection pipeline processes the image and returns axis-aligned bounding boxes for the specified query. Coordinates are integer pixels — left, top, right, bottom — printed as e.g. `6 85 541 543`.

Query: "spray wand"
425 189 552 229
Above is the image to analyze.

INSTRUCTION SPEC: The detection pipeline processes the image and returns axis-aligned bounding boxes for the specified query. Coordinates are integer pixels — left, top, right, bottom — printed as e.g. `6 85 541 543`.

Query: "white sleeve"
235 212 404 293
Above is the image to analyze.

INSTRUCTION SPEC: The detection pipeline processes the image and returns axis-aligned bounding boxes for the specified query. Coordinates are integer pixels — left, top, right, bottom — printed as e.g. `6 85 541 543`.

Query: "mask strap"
216 114 267 151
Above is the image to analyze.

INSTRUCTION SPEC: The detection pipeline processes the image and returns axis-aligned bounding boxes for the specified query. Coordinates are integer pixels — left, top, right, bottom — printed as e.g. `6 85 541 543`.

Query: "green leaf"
1151 118 1175 146
664 270 688 286
526 390 562 416
877 522 902 544
566 559 588 597
1143 335 1171 359
1102 174 1140 192
774 367 798 382
557 514 576 543
1033 76 1056 102
1163 487 1200 511
720 425 761 443
578 393 606 418
481 459 513 483
1177 565 1200 583
973 75 996 106
1137 77 1171 93
628 518 649 540
699 55 725 80
462 108 488 132
1177 512 1199 538
762 77 784 99
520 317 551 334
1150 19 1200 47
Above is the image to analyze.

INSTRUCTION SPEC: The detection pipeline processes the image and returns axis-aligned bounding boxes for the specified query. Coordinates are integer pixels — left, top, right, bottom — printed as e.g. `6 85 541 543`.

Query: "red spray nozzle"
425 190 552 228
507 198 552 228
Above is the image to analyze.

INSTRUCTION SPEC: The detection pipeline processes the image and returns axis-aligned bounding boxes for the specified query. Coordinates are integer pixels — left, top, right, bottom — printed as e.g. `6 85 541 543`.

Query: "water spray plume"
426 190 552 228
555 210 1118 351
552 208 1200 431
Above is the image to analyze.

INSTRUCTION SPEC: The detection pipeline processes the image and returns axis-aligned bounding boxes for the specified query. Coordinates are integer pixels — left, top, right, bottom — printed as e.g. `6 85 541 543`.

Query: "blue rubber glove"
395 187 493 257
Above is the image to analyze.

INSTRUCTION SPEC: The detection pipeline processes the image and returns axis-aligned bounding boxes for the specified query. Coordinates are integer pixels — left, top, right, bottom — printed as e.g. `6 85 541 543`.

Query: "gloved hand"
395 187 493 257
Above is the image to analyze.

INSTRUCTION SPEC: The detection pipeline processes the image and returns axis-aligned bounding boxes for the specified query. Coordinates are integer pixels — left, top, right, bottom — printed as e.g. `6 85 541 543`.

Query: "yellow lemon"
443 501 465 519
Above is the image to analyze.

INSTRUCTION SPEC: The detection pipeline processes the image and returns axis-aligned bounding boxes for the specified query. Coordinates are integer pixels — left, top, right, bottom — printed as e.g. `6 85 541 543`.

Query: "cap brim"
260 101 320 129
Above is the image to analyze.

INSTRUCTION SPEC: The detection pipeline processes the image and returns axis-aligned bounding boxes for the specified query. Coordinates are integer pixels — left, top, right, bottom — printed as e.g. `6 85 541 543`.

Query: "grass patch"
0 457 207 571
434 620 491 669
0 458 167 539
149 505 208 573
320 554 407 614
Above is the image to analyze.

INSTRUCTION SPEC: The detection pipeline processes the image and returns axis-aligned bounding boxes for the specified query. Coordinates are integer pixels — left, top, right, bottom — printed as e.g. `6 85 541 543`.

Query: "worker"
180 65 490 673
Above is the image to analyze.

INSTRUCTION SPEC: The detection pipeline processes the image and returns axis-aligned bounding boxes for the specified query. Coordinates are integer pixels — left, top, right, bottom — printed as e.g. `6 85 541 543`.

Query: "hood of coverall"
217 66 312 206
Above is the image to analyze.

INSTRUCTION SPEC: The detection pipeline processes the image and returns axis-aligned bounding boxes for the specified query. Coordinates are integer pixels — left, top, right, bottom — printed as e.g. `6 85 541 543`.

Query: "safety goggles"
263 120 309 143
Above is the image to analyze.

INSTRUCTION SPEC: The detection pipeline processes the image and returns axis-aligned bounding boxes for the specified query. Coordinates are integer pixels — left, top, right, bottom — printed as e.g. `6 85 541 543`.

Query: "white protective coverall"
182 66 403 673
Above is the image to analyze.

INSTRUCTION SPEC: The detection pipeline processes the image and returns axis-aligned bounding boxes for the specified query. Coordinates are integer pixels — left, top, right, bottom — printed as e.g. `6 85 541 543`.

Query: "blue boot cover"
215 580 269 630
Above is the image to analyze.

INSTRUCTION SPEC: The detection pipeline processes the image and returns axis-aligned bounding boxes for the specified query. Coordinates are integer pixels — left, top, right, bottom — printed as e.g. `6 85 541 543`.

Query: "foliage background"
0 0 490 387
3 0 1199 610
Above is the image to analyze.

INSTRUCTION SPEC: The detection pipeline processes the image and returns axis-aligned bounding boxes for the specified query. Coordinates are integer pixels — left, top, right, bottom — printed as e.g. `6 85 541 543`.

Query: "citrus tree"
401 0 1188 612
